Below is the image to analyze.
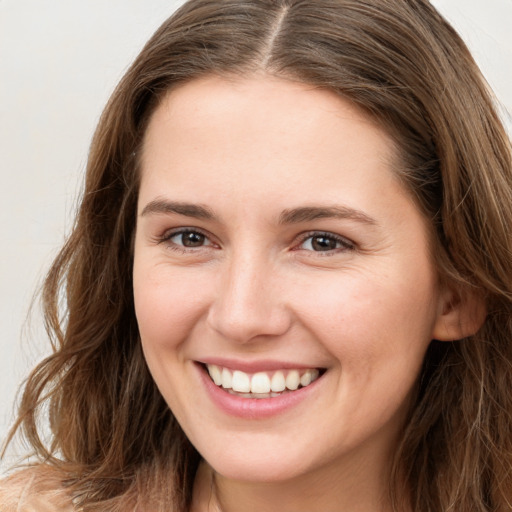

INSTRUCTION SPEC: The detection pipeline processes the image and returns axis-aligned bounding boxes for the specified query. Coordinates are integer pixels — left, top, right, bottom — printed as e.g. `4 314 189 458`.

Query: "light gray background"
1 0 511 472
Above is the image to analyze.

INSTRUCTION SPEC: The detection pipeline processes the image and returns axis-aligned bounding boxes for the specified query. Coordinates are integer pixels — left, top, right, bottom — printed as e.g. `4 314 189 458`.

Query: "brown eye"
168 230 212 248
311 235 338 251
299 232 354 253
181 231 205 247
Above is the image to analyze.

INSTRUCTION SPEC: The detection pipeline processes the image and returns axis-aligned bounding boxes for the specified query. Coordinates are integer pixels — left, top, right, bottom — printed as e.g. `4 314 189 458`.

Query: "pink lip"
195 362 324 419
198 357 321 373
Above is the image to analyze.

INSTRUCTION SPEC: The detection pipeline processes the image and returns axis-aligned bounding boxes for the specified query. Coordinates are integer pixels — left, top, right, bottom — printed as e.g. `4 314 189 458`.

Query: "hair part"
4 1 512 510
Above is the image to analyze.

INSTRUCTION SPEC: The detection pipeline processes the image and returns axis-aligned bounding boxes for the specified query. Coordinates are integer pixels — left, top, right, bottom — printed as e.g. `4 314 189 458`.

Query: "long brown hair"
4 1 512 510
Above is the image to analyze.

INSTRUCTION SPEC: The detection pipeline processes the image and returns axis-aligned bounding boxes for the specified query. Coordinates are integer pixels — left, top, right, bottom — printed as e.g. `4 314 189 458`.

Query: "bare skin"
134 74 475 512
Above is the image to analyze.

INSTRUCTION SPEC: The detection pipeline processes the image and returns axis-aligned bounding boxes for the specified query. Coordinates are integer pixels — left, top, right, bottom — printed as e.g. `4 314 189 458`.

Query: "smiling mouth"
204 364 324 399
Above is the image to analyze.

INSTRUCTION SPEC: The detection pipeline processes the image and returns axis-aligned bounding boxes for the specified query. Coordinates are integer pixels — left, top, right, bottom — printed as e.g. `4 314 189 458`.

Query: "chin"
196 434 318 484
210 457 302 483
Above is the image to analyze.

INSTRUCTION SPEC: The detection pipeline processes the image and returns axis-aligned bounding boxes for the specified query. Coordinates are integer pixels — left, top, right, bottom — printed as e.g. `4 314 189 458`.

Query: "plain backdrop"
1 0 511 472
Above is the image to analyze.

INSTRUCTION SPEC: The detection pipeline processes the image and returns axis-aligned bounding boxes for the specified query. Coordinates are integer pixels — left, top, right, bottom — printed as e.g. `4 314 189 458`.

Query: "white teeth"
300 370 312 387
251 372 271 394
208 365 222 386
221 367 232 389
232 370 251 392
285 370 300 390
207 365 321 396
270 371 286 392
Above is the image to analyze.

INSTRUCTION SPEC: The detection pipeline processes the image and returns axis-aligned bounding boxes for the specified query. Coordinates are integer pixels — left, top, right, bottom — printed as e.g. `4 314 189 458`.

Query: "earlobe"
432 285 487 341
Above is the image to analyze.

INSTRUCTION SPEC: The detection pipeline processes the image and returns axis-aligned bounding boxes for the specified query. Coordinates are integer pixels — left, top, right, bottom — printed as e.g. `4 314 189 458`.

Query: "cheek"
305 274 437 426
133 262 210 353
132 265 209 409
293 268 438 369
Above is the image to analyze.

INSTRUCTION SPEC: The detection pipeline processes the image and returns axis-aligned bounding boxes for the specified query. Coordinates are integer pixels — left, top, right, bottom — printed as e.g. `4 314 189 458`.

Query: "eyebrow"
140 199 215 220
278 206 377 226
140 199 376 226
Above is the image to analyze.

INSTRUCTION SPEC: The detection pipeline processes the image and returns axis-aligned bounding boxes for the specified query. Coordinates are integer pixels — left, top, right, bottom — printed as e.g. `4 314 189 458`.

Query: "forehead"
143 74 394 144
139 75 401 201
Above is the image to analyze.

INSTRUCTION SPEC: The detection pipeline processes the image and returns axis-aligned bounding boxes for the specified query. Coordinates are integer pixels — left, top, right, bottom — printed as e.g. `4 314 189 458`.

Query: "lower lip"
196 363 323 419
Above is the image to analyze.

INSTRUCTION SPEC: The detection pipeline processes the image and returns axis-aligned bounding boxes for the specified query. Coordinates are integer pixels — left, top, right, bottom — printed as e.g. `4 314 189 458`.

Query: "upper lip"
197 357 325 373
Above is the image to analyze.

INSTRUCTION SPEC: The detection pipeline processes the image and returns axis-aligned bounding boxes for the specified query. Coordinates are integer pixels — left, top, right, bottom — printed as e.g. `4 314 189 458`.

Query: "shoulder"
0 465 75 512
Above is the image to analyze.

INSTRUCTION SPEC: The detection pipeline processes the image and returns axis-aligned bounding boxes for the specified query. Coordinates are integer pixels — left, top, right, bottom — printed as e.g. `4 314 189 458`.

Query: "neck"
191 456 404 512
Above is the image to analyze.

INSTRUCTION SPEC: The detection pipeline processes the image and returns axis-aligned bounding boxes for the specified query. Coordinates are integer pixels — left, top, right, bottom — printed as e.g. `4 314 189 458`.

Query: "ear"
432 284 486 341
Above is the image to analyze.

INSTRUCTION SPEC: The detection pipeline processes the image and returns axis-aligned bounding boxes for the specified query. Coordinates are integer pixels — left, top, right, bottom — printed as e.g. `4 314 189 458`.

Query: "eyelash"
295 231 355 255
157 227 356 256
157 227 215 253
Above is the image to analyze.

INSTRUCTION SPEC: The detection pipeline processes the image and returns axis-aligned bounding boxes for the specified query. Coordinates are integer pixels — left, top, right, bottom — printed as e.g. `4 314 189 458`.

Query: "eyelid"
294 231 356 253
157 226 218 251
153 227 355 255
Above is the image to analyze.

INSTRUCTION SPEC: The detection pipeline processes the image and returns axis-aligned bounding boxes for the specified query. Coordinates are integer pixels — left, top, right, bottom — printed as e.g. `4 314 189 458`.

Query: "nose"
206 251 292 344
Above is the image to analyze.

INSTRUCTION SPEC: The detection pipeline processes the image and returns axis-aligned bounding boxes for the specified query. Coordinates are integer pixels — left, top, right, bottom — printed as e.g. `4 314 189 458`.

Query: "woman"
1 0 511 510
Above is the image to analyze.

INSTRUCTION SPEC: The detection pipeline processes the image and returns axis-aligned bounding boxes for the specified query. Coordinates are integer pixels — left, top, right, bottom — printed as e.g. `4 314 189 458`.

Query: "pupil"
312 236 336 251
182 232 204 247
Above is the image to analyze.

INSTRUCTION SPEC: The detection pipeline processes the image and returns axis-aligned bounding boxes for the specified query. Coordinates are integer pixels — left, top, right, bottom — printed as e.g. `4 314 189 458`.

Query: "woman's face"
133 75 449 485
